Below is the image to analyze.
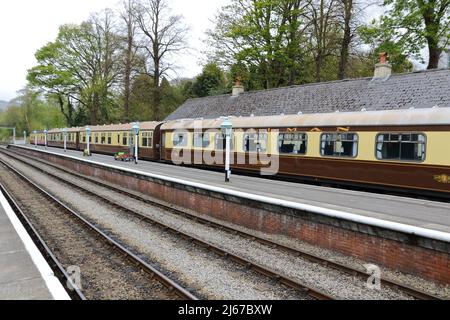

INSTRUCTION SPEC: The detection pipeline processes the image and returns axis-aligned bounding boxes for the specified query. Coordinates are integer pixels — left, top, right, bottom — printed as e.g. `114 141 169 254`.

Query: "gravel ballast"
4 152 446 299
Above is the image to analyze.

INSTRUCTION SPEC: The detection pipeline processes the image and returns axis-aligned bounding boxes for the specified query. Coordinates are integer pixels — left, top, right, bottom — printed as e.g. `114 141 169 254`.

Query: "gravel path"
0 153 306 300
2 152 435 299
0 163 178 300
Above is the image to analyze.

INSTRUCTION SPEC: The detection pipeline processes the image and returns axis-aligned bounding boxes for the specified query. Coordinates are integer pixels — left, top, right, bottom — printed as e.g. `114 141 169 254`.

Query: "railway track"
0 157 198 300
0 181 86 300
2 148 444 300
0 148 334 300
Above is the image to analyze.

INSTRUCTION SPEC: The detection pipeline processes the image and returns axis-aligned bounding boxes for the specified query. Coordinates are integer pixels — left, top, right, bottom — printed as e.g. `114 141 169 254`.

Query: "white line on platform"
17 145 450 243
0 190 71 300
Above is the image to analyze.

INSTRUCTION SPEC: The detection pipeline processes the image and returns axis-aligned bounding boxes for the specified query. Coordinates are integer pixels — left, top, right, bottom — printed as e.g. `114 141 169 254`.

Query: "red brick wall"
19 148 450 285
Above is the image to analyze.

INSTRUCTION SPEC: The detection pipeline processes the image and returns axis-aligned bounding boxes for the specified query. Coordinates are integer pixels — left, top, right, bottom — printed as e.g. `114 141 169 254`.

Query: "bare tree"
306 0 341 82
132 0 189 121
337 0 354 79
118 0 141 121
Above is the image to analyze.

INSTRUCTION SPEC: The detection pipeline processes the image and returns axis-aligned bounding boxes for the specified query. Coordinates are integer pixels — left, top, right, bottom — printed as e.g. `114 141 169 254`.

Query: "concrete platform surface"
0 190 69 300
15 145 450 234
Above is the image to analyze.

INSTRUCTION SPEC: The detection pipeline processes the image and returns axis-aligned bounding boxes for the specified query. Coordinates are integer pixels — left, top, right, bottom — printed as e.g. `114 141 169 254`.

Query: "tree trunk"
91 92 99 125
315 53 322 82
427 37 442 69
124 37 132 122
338 0 353 80
153 55 161 121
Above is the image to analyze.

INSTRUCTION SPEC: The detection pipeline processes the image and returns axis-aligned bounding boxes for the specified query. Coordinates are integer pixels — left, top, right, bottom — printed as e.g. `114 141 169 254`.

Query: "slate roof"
165 68 450 121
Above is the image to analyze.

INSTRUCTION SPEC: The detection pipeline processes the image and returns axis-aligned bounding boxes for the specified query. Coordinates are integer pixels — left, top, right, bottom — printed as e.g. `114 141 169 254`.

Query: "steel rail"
4 148 444 300
0 157 198 301
0 179 86 300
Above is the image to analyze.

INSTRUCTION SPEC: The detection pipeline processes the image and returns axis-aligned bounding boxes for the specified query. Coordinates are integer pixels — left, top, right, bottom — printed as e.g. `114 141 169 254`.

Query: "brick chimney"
373 52 392 80
232 78 244 97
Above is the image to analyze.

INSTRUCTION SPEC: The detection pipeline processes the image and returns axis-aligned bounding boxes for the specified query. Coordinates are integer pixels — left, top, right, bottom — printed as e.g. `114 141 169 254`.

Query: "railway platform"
8 144 450 284
0 187 69 300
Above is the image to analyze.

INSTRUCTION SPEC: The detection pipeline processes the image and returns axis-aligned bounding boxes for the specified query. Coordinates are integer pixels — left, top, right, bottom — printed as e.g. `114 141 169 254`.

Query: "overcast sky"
0 0 228 101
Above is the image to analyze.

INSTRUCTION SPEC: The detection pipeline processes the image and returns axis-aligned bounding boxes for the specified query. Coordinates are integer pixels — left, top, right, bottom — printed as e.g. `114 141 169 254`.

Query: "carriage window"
173 132 188 147
321 133 358 157
215 133 235 150
101 133 106 144
193 133 210 148
376 133 426 161
142 131 153 147
94 133 99 144
122 133 128 146
243 133 268 152
278 133 307 155
107 133 112 145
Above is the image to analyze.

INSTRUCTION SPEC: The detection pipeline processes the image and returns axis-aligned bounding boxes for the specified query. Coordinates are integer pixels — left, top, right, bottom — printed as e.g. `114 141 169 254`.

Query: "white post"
44 131 47 149
225 134 231 182
23 131 26 144
132 122 140 165
87 134 90 155
12 128 16 145
221 118 232 183
63 128 67 152
135 134 138 164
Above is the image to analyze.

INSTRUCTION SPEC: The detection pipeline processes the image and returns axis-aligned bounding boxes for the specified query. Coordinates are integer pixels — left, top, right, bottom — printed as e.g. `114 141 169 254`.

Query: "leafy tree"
207 0 309 89
378 0 449 69
0 88 66 141
28 10 123 126
359 20 415 73
192 63 228 97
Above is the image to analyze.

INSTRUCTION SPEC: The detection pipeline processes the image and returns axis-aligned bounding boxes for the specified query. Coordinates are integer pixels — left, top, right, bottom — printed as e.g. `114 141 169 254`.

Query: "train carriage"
78 122 162 161
30 131 47 146
47 127 81 150
160 107 450 199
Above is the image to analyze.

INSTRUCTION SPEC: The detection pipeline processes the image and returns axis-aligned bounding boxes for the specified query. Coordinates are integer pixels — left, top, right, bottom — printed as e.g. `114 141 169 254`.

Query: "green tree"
359 20 415 73
28 10 123 126
379 0 449 69
207 0 308 89
0 88 66 141
192 63 228 97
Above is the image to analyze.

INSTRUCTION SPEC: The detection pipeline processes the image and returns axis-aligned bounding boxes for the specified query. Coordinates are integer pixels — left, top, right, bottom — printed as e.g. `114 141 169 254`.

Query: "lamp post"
44 129 48 149
85 127 91 156
220 118 233 182
132 122 140 164
63 128 68 152
33 131 37 147
23 131 26 144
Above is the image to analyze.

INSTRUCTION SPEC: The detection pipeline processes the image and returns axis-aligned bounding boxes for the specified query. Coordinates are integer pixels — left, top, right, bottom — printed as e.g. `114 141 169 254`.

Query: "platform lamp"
132 122 140 164
44 129 48 149
220 117 233 182
85 126 91 156
23 131 26 144
63 128 68 152
33 131 37 147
